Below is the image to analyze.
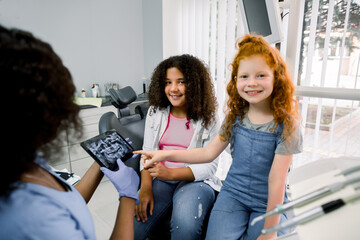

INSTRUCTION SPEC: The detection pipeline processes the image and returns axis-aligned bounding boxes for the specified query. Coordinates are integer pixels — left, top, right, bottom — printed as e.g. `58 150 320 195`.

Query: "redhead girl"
136 35 302 240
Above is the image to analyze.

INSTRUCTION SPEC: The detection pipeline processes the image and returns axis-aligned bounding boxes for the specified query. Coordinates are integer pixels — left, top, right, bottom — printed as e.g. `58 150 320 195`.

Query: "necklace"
23 167 64 191
185 119 191 129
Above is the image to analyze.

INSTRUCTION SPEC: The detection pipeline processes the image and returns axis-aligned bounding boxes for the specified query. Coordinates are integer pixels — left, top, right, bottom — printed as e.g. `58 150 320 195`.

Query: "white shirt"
140 106 222 191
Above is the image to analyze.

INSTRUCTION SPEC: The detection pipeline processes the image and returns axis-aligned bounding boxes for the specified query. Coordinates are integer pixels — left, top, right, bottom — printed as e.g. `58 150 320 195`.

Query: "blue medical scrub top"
0 156 96 240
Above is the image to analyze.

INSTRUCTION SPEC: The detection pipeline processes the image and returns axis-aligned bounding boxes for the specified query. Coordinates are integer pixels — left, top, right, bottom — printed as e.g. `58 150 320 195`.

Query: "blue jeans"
205 122 288 240
134 178 216 240
205 188 288 240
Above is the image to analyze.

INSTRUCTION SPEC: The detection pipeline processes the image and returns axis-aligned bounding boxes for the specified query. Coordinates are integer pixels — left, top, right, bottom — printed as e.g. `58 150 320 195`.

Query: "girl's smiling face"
165 67 187 112
236 55 274 107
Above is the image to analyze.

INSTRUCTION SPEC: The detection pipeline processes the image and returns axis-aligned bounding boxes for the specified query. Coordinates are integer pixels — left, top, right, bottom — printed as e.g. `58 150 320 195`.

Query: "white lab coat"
140 106 222 191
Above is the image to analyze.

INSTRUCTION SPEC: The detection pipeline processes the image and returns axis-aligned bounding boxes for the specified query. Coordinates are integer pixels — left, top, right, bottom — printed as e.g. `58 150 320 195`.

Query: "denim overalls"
206 118 288 240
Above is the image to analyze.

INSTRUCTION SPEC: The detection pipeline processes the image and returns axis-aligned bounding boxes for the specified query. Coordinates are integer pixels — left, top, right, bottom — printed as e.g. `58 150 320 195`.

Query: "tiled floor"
87 177 119 240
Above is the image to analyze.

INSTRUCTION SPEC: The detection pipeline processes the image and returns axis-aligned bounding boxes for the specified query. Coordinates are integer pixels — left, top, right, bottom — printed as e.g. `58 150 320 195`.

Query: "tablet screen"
81 130 134 170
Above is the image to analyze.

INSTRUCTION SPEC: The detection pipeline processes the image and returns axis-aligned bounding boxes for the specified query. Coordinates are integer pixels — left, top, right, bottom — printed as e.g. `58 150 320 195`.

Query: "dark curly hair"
0 25 83 196
148 54 217 129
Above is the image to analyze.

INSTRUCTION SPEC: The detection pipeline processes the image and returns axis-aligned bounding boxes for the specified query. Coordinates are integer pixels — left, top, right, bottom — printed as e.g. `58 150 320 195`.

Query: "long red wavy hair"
220 34 300 142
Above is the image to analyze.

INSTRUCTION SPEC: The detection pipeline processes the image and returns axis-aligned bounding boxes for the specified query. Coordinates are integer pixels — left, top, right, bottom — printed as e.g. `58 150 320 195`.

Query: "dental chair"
99 86 148 176
98 86 171 239
98 111 143 176
108 86 148 125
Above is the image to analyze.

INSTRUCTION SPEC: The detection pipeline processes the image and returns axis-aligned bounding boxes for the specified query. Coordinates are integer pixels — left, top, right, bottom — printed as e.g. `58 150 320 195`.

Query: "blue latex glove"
100 157 139 203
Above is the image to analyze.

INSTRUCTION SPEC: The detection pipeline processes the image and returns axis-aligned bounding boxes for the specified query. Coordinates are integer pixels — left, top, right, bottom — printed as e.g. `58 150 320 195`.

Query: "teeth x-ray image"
81 131 133 170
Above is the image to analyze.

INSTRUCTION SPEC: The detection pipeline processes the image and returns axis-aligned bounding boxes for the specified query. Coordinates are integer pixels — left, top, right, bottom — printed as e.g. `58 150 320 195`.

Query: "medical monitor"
238 0 283 44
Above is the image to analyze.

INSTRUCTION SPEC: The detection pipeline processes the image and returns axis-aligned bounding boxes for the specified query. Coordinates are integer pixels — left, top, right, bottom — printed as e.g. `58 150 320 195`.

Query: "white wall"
162 0 182 59
142 0 163 83
0 0 146 96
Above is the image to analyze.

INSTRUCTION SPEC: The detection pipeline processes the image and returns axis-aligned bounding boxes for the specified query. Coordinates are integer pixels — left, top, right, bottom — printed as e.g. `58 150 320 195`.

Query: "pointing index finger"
133 150 146 155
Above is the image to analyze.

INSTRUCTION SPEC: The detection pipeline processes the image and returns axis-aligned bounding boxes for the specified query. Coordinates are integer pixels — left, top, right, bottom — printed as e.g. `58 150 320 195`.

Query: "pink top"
158 112 194 168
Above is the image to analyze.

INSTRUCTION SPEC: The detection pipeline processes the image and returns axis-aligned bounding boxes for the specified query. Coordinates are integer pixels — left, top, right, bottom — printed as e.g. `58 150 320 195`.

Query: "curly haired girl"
147 54 217 129
136 35 303 240
134 54 222 240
